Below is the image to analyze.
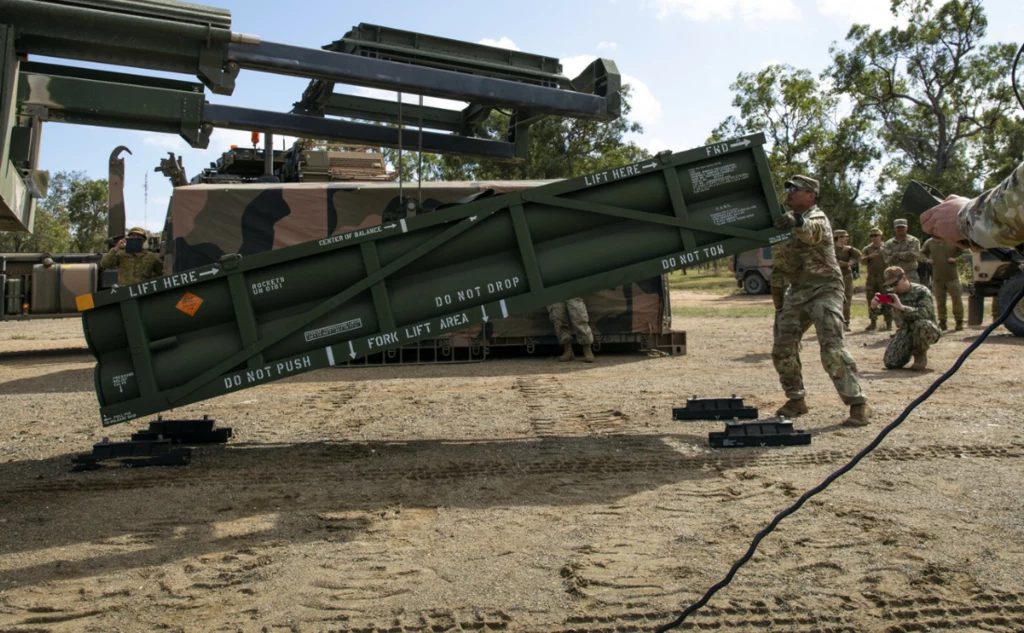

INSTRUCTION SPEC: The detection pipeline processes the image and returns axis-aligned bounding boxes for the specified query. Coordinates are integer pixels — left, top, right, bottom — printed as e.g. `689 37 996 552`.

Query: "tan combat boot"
939 320 948 331
910 350 927 371
843 403 871 427
955 320 964 331
776 399 809 417
557 343 574 362
882 321 893 331
864 320 877 331
582 344 595 363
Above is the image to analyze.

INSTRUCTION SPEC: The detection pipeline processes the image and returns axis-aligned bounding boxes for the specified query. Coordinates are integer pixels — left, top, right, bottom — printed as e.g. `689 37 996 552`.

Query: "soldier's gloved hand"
774 212 803 230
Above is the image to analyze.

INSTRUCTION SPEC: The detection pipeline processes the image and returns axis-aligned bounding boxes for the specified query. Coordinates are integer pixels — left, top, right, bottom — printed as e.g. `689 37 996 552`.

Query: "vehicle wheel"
743 273 766 295
995 275 1024 337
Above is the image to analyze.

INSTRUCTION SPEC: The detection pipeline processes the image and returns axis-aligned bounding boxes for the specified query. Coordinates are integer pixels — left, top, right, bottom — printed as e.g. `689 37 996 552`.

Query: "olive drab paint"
80 134 788 426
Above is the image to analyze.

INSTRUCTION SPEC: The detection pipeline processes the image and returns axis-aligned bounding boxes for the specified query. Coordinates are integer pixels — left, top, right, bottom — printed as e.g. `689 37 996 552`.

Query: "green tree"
708 64 880 245
828 0 1018 232
0 174 77 253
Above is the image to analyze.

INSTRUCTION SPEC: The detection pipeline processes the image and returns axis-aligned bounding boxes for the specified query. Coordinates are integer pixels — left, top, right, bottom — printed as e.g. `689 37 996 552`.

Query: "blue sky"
30 0 1021 234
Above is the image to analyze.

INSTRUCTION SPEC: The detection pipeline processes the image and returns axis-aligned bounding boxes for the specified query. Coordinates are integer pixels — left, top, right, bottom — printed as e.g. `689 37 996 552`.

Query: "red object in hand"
874 293 894 305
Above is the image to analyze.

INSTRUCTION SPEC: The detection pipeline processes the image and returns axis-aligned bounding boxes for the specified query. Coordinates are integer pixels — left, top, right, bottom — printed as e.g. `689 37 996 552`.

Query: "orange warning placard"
176 292 204 316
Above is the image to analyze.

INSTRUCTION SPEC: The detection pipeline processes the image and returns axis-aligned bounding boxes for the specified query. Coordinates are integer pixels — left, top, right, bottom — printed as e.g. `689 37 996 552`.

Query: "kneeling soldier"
871 266 941 371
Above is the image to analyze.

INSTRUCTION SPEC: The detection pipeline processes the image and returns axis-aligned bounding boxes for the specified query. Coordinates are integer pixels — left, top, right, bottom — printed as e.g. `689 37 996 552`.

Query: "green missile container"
79 133 790 425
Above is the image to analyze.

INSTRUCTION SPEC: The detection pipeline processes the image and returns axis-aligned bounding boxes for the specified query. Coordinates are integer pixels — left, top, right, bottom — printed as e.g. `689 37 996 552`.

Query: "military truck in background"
728 247 774 295
969 250 1024 336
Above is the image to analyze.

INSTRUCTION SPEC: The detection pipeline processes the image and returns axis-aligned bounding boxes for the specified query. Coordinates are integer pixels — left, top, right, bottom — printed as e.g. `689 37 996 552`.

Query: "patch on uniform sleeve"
175 292 204 317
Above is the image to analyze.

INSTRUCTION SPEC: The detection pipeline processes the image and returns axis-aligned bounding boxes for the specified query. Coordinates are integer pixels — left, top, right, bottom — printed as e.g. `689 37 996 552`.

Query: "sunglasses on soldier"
784 185 811 193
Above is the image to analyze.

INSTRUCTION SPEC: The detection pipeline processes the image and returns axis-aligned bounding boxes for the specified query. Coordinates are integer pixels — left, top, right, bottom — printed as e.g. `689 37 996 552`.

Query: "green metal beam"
17 67 211 148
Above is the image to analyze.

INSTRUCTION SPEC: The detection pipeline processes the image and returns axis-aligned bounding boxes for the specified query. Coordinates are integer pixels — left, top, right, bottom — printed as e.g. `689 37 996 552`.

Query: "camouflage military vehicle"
728 247 774 295
164 175 684 359
968 250 1024 336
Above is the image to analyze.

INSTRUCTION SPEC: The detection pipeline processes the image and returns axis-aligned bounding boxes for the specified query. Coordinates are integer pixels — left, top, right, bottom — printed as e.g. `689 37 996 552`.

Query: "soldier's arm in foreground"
956 161 1024 249
849 246 863 262
923 161 1024 248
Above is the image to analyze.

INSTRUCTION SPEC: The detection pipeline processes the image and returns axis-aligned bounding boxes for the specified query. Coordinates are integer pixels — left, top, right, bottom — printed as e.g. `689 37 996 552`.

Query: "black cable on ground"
657 279 1024 633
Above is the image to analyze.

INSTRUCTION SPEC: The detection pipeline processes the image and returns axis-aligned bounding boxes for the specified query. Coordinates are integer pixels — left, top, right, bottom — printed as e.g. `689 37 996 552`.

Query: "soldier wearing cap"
771 174 870 427
832 229 862 332
860 227 891 331
883 219 922 283
100 226 163 286
921 236 967 331
870 266 941 370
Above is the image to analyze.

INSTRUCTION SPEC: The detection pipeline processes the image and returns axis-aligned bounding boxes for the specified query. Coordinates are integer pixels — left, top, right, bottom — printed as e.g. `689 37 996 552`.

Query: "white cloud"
597 41 618 52
560 55 662 127
478 37 520 51
816 0 902 28
648 0 800 22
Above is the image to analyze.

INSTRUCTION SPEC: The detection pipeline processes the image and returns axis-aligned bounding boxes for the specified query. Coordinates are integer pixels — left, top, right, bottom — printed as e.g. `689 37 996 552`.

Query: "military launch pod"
708 417 810 449
673 395 758 420
71 416 231 471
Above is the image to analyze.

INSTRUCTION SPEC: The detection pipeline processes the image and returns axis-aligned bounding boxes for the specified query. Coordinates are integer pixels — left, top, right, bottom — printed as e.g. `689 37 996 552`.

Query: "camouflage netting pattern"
167 181 669 344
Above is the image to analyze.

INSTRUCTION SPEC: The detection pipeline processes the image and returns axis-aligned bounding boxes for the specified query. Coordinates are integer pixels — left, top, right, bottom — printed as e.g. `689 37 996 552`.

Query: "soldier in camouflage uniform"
770 243 792 312
921 160 1024 249
547 297 595 362
883 219 922 282
871 266 941 371
860 227 892 331
832 230 862 332
771 175 869 427
921 237 966 331
100 227 163 286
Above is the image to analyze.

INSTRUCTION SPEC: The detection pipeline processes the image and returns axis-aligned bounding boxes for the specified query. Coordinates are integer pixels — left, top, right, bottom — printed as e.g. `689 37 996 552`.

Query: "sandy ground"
1 291 1022 632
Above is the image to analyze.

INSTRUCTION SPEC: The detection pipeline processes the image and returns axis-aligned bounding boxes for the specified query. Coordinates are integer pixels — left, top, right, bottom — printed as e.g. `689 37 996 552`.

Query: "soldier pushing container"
771 174 870 427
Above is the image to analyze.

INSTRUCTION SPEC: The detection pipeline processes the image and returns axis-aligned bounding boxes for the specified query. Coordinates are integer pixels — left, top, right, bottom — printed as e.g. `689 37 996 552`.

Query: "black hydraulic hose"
657 277 1024 632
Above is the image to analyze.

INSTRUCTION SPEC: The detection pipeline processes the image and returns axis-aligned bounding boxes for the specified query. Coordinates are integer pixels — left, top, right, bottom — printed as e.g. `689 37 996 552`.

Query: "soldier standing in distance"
100 226 163 286
871 266 941 371
921 236 967 331
860 227 891 331
883 219 922 282
832 229 862 332
547 297 595 363
771 175 870 427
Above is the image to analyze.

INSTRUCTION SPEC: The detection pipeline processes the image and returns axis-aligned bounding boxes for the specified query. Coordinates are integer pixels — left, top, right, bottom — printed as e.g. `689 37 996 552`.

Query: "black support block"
673 396 758 421
708 418 810 449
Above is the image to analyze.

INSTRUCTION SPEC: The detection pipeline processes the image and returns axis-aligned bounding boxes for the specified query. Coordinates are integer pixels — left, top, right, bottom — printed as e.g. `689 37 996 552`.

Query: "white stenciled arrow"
384 223 397 229
199 268 220 278
730 139 752 149
481 306 489 322
349 341 356 359
641 161 657 170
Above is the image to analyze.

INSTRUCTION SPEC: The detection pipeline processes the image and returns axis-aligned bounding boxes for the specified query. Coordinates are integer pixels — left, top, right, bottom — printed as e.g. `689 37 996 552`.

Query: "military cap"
869 227 882 236
784 175 820 194
893 218 908 228
127 227 147 237
883 266 905 288
833 229 849 238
